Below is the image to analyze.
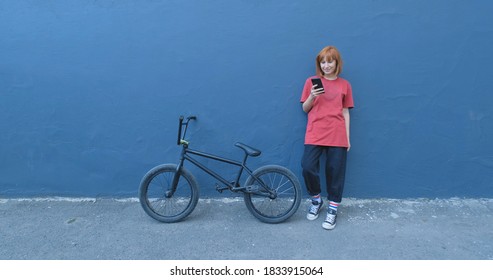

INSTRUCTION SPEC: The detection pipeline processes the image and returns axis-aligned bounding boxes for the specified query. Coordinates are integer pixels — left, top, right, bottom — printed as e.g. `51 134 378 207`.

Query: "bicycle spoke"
140 165 198 222
244 166 301 223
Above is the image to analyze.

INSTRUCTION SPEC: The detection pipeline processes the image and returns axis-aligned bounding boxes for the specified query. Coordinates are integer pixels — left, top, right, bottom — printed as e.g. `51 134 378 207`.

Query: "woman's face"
320 59 337 76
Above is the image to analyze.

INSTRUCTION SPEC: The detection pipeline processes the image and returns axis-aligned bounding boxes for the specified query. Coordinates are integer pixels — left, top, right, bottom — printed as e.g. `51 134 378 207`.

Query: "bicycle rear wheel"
243 165 301 223
139 164 199 223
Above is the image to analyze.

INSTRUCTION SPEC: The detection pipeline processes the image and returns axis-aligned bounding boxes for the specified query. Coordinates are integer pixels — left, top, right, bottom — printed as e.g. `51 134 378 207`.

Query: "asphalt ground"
1 197 492 260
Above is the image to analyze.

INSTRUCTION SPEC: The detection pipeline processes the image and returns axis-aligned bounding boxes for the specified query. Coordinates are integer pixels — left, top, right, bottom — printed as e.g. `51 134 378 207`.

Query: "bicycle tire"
139 164 199 223
243 165 301 223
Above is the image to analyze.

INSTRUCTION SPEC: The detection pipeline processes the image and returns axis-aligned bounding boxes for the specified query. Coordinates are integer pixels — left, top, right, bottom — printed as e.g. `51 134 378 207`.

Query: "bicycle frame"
179 146 253 192
168 116 275 198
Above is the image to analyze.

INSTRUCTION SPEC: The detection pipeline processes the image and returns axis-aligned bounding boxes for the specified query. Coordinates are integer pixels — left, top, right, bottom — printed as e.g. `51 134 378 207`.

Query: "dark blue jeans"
301 145 347 203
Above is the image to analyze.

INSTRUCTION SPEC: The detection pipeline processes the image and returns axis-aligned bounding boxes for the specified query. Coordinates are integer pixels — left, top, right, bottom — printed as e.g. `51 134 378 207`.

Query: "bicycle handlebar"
177 115 196 145
177 116 184 145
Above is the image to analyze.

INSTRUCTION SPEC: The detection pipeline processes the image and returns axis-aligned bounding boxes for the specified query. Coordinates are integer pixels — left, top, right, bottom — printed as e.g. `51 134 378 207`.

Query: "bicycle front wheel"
243 165 301 223
139 164 199 223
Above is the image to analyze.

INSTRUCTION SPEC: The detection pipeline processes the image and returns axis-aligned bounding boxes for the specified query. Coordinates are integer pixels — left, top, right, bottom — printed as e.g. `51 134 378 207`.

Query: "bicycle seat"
235 142 261 157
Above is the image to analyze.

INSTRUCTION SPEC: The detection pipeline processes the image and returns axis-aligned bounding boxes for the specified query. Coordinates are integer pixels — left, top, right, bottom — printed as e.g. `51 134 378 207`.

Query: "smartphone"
311 78 325 93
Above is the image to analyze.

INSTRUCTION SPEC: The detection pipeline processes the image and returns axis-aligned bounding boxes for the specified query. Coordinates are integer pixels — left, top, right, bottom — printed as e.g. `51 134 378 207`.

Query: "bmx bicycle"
139 116 301 223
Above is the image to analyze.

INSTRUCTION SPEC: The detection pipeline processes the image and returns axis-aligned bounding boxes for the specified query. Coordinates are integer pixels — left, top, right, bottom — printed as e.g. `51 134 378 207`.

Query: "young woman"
300 46 354 230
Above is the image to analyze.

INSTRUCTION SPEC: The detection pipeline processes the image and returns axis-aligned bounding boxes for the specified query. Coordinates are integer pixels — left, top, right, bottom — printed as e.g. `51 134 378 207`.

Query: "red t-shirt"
300 76 354 147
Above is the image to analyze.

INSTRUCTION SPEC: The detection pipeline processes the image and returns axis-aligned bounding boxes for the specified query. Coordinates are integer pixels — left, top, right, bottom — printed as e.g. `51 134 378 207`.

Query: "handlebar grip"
188 116 197 121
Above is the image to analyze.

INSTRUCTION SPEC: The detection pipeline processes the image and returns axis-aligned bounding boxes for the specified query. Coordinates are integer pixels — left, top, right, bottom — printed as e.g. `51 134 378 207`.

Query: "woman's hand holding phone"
311 84 325 96
310 78 325 97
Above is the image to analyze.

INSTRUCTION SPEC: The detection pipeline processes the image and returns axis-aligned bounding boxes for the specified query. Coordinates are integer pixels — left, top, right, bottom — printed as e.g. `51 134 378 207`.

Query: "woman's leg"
301 145 324 196
325 147 347 203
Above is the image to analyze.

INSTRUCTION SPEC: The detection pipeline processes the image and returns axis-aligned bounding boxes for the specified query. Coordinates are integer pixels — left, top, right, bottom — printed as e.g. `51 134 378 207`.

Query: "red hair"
315 46 343 76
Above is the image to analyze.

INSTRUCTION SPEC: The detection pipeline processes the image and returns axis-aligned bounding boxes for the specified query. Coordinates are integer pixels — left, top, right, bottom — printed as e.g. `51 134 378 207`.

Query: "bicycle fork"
166 149 187 198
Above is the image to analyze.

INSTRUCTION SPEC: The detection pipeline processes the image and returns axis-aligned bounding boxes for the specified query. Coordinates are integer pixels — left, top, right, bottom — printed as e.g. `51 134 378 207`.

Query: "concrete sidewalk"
1 197 492 260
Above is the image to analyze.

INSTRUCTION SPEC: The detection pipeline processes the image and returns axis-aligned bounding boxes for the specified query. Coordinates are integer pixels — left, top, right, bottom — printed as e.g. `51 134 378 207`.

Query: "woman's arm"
302 85 323 113
343 108 351 151
302 94 316 112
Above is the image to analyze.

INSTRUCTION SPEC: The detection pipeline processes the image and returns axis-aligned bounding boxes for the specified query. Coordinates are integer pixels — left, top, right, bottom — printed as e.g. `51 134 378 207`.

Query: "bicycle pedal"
246 185 259 193
215 184 227 193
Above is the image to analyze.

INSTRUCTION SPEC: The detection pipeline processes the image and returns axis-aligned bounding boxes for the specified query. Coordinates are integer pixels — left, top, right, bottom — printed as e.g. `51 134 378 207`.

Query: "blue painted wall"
1 0 493 198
